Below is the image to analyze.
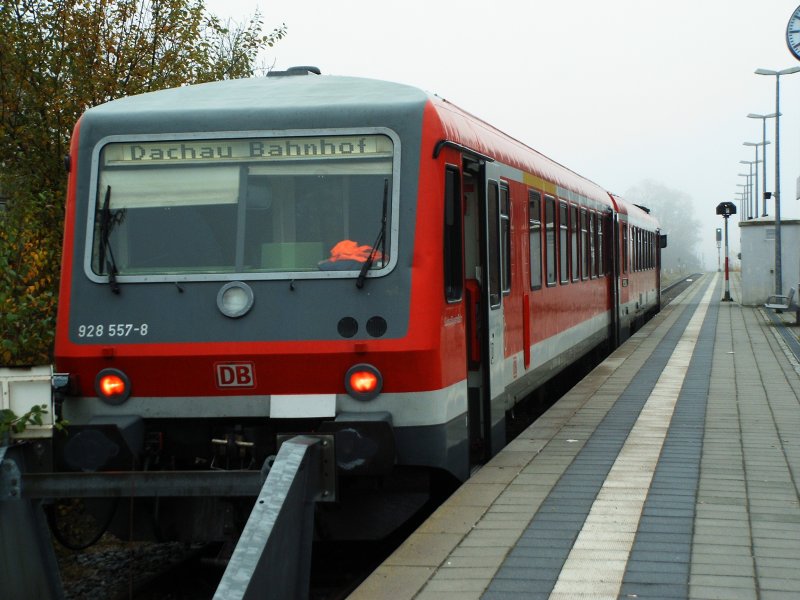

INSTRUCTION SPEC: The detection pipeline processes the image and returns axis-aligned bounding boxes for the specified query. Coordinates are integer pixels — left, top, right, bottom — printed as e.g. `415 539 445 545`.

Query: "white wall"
739 218 800 306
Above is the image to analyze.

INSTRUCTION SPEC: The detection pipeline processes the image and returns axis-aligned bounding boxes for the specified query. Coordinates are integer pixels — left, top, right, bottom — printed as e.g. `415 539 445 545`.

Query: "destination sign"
102 135 393 166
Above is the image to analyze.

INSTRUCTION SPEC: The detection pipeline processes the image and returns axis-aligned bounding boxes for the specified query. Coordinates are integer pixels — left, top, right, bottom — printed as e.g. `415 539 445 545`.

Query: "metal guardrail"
0 434 335 600
0 444 65 600
213 435 334 600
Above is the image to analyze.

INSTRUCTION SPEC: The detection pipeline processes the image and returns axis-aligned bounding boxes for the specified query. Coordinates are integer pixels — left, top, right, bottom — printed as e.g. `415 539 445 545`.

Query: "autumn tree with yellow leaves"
0 0 285 365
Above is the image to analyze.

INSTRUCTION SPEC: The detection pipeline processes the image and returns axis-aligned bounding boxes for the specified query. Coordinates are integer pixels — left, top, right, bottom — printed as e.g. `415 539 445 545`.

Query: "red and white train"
52 67 663 539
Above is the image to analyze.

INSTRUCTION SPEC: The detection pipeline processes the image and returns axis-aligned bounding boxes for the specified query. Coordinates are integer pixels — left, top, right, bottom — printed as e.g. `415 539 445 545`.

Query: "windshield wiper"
98 185 120 294
356 178 389 289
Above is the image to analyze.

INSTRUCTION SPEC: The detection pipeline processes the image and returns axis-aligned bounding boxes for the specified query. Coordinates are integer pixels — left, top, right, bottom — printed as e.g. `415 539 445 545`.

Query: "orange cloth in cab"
327 240 383 263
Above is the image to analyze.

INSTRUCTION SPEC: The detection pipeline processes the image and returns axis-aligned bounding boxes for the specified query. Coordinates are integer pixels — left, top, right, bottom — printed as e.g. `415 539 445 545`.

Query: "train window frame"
83 128 401 284
544 195 557 287
528 190 542 291
500 183 511 296
444 164 464 303
559 201 569 284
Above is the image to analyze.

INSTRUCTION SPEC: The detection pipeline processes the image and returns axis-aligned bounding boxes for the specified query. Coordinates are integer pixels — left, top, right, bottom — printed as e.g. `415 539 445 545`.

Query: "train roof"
82 72 617 211
83 73 429 123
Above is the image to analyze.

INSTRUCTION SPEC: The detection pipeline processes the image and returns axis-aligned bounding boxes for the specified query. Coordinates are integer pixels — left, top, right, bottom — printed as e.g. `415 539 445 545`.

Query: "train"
49 67 664 541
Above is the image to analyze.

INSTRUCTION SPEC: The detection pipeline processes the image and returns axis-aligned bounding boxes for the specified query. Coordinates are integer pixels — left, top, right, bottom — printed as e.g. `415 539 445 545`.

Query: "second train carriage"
52 68 662 540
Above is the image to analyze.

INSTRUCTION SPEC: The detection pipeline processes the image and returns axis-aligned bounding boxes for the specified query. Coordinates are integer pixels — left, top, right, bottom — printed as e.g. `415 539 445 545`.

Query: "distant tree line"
0 0 285 365
624 180 703 274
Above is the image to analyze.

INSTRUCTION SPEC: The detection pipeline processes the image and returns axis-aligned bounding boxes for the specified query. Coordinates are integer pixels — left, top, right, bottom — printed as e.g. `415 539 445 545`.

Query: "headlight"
344 363 382 401
217 281 254 318
95 368 131 405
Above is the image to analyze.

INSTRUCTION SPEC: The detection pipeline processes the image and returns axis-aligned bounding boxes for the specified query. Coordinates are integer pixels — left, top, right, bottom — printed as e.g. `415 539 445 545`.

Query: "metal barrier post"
213 435 334 600
0 445 65 600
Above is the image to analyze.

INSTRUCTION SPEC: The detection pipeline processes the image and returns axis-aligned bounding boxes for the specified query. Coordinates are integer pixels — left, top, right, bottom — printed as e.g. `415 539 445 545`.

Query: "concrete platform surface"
350 272 800 600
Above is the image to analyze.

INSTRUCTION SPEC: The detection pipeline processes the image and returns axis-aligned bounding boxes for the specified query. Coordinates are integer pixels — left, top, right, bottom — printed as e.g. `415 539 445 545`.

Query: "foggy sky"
205 0 800 271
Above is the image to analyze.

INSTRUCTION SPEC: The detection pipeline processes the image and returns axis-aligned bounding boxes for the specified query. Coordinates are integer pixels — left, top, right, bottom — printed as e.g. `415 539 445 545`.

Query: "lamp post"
754 66 800 295
736 183 749 220
747 112 779 215
737 174 751 220
740 159 761 219
743 141 770 216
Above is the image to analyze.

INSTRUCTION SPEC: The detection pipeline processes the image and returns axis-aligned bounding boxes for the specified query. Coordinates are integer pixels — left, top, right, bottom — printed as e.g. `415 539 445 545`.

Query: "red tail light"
95 368 131 405
344 364 382 401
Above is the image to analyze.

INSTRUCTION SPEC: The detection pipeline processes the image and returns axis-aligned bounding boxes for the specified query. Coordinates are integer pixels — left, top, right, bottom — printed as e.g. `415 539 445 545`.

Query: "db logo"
215 362 256 388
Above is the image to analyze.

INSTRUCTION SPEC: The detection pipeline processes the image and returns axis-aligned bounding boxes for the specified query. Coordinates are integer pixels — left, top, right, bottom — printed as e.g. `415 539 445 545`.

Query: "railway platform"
350 272 800 600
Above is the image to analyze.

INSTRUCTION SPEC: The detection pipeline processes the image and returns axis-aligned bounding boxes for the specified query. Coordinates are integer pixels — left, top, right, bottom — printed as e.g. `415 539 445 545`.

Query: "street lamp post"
743 141 770 216
754 66 800 295
740 160 760 219
747 112 780 215
737 174 752 220
736 183 749 220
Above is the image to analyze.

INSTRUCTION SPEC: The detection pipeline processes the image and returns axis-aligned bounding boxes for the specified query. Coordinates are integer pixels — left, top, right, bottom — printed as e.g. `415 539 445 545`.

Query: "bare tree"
625 180 702 273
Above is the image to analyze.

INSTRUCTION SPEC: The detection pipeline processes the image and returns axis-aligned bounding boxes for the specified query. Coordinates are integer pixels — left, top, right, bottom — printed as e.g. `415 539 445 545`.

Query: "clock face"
787 5 800 60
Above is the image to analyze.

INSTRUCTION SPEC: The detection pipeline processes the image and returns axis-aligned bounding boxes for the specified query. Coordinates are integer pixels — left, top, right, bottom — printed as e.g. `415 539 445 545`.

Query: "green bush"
0 190 62 366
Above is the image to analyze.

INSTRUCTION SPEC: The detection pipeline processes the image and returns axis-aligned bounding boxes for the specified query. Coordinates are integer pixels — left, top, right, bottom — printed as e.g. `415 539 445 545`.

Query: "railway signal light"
716 202 736 302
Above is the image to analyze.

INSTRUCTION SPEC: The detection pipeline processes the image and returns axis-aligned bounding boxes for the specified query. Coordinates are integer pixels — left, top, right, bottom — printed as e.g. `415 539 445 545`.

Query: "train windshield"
90 134 395 280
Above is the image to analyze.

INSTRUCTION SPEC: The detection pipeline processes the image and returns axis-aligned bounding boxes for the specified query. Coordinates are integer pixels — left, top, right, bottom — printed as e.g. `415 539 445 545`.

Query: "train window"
592 212 600 278
580 209 589 280
589 212 596 278
488 181 502 307
90 134 396 280
622 224 628 274
500 184 511 295
643 229 648 270
597 213 605 277
444 165 463 302
636 228 641 271
639 228 644 271
651 232 656 268
528 191 542 290
545 195 556 286
571 204 579 282
559 201 569 284
603 214 611 275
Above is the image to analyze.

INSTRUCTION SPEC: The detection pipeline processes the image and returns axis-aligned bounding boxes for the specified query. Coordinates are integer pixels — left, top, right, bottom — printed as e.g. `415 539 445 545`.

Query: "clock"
787 4 800 61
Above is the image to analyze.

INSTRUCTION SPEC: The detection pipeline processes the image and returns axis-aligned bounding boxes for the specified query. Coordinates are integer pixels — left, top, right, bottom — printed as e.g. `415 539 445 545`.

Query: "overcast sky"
206 0 800 270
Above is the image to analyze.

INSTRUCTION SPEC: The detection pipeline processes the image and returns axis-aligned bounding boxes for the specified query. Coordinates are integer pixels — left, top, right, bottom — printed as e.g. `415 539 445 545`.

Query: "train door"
618 219 630 338
463 157 505 464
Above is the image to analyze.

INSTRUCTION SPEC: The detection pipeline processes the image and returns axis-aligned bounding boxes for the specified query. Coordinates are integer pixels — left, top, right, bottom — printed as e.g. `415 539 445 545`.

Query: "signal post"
716 202 737 301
